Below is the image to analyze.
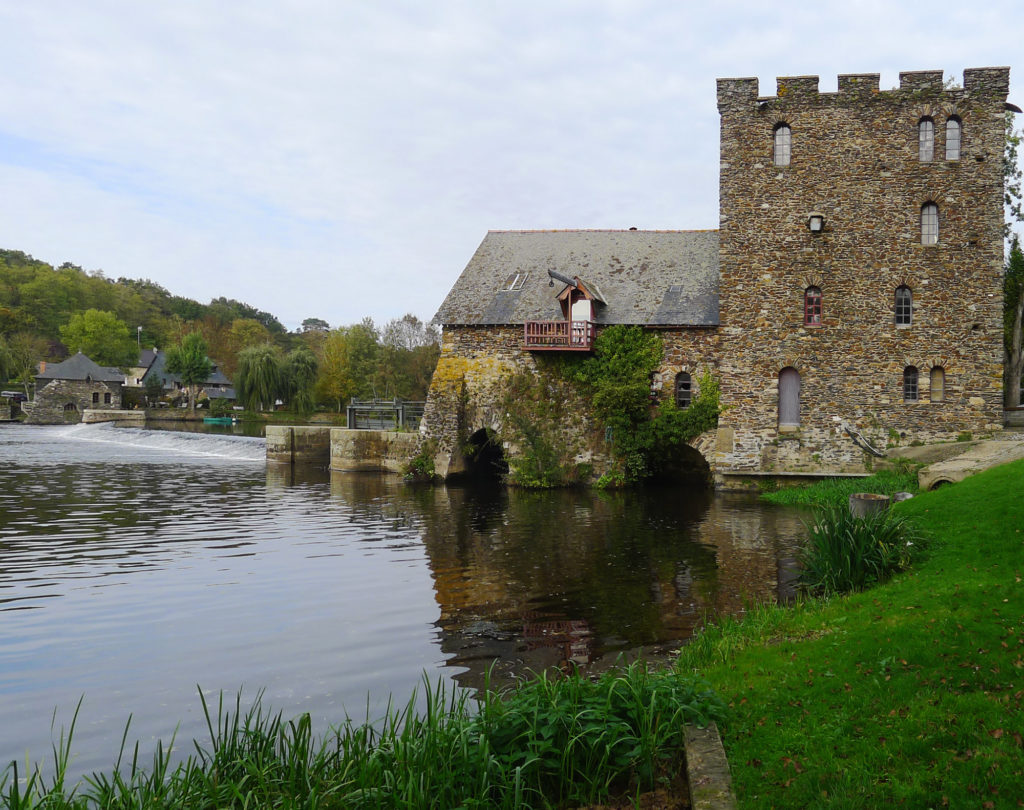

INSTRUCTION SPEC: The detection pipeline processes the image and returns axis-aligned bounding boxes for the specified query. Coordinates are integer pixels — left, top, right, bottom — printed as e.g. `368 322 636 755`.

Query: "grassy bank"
760 465 920 508
1 664 722 810
677 458 1024 807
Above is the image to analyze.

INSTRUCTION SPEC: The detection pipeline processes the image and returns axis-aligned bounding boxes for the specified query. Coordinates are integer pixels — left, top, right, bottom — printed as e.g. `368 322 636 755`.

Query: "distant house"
124 348 159 388
141 349 235 405
23 352 124 424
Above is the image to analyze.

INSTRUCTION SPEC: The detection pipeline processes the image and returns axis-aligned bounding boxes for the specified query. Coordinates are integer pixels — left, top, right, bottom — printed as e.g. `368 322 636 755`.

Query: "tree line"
0 249 440 412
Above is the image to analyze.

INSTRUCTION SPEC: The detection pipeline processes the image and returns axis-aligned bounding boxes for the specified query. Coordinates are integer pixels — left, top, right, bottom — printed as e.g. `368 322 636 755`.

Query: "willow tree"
236 343 284 412
285 346 318 415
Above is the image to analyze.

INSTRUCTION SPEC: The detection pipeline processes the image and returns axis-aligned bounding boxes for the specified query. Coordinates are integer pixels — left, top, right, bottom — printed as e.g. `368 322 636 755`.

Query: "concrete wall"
330 428 419 473
82 409 145 425
266 425 333 465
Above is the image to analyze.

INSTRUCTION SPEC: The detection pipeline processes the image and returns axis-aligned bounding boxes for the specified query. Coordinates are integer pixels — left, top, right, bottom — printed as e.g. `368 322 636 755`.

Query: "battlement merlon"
963 66 1010 99
717 67 1010 110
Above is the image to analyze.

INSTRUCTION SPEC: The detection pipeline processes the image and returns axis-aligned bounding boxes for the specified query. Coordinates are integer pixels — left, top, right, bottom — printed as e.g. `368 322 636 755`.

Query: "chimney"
39 361 45 374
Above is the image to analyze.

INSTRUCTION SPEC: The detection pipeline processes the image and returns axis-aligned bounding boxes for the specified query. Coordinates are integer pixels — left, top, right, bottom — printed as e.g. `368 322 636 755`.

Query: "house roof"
36 352 124 383
142 350 232 388
433 229 720 327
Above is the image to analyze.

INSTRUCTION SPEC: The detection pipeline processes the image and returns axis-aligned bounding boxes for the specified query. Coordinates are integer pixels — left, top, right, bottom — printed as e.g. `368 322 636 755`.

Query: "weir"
62 422 266 461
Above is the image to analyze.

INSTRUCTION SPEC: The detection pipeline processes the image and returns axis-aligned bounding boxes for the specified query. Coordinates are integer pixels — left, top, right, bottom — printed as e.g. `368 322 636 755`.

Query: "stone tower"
713 68 1010 478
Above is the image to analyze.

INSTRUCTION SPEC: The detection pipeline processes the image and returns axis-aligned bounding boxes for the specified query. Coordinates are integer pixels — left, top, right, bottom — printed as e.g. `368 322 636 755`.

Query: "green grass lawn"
677 458 1024 808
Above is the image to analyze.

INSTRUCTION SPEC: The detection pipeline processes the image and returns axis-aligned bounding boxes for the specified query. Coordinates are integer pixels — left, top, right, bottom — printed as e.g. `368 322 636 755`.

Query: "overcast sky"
0 1 1020 331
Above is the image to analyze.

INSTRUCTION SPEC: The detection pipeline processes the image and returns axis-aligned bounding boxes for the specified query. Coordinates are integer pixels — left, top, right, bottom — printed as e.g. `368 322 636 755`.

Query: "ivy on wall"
499 326 721 488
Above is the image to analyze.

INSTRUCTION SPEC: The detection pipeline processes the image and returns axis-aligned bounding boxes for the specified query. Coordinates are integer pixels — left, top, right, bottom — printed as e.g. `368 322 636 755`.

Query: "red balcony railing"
523 320 594 351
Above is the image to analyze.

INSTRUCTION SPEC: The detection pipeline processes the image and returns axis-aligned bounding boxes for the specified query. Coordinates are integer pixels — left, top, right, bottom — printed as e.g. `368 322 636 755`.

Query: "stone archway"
457 427 509 481
62 403 80 424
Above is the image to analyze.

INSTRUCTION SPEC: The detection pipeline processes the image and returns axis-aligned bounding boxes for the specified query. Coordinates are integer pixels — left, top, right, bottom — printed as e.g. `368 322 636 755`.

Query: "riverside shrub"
799 506 923 594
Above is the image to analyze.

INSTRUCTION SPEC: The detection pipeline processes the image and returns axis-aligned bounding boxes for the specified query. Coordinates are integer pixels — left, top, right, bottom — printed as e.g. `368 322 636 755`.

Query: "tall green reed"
799 505 923 594
1 663 723 809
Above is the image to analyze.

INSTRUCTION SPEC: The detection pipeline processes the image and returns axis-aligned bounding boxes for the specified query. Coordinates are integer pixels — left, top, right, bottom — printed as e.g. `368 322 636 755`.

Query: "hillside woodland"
0 249 439 409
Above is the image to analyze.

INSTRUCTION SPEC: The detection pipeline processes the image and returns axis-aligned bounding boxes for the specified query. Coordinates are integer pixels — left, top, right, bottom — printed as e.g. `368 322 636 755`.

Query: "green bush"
798 506 923 595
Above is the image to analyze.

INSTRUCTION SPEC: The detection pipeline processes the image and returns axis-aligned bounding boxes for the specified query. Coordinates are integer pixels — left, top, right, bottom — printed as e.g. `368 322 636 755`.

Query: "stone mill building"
422 67 1015 488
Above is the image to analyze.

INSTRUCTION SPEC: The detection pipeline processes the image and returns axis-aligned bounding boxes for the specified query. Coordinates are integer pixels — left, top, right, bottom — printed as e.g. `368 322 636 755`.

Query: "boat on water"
202 416 235 425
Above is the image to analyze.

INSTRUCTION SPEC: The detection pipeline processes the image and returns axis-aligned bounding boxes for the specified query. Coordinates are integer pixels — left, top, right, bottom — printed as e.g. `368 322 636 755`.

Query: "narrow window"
895 286 913 326
921 202 938 245
773 123 791 167
903 366 919 402
804 286 822 326
945 118 961 161
103 392 111 404
918 117 934 162
675 372 692 408
92 392 99 404
930 366 945 402
778 367 800 428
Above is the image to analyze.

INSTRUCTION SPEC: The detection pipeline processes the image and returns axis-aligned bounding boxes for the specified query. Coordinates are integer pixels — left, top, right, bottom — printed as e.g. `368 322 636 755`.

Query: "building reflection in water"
277 470 806 694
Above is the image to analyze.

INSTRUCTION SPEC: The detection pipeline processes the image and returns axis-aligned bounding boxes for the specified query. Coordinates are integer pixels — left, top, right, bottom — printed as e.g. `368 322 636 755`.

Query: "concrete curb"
685 722 737 810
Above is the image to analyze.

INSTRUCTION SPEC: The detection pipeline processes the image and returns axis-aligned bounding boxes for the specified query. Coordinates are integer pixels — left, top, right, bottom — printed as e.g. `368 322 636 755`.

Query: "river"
0 422 805 782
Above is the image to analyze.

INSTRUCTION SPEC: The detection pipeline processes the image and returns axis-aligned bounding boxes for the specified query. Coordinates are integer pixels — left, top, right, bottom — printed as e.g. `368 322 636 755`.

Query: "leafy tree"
59 309 138 367
144 373 165 406
1005 111 1023 238
165 332 213 414
236 343 284 412
1006 237 1024 407
284 346 318 414
301 317 330 333
314 321 380 410
5 332 49 395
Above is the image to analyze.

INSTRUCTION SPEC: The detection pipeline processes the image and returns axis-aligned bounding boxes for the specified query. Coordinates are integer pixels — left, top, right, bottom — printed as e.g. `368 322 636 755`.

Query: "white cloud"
0 0 1020 329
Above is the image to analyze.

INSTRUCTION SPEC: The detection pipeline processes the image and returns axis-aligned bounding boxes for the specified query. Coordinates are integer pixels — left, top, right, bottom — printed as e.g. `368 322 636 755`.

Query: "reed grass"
797 505 924 595
0 662 723 809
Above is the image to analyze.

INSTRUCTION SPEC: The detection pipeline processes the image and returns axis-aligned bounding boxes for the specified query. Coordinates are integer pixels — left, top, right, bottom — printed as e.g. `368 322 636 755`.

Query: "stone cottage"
423 67 1014 487
23 352 124 424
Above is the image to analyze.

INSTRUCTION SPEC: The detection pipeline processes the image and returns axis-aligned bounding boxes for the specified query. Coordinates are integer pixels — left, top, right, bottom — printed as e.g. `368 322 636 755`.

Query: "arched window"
895 285 913 326
903 366 919 402
921 202 939 245
675 372 692 408
773 123 791 167
945 118 961 161
778 367 800 428
804 286 822 326
930 366 945 402
918 117 934 162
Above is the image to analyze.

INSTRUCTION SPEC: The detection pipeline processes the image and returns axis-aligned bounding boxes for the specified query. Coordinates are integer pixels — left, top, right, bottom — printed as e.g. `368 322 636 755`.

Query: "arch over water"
458 428 509 481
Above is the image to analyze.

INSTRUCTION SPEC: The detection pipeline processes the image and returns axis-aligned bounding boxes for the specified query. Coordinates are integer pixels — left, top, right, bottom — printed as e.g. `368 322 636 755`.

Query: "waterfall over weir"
60 422 266 462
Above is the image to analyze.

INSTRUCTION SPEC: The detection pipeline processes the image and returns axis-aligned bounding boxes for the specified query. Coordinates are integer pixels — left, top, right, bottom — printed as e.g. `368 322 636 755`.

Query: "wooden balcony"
523 320 594 351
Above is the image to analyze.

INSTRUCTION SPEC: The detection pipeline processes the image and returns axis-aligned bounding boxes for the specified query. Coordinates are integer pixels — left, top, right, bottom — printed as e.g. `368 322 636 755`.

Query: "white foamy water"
59 422 266 462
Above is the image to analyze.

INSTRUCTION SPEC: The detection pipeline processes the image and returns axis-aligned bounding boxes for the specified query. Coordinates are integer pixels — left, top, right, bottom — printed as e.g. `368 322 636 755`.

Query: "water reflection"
401 483 803 691
268 468 804 691
0 424 805 781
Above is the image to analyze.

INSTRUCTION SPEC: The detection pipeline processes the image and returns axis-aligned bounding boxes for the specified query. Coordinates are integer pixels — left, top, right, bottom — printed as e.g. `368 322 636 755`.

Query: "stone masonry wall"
715 68 1009 477
420 324 720 480
23 380 122 424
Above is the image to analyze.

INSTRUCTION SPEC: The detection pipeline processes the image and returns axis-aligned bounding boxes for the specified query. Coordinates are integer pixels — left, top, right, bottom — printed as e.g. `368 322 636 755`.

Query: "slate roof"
433 230 720 327
36 352 124 383
142 350 232 389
